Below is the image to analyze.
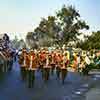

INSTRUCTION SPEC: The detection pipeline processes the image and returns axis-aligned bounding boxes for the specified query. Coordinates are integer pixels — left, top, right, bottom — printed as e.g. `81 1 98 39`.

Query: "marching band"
18 48 100 88
1 34 100 88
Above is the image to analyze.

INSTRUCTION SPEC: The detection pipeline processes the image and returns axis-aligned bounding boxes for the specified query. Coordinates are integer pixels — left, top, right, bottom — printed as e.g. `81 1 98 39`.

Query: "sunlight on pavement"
86 88 100 100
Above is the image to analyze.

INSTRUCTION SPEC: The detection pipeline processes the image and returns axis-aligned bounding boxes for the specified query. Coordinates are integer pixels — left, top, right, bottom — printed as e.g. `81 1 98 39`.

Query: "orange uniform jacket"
28 54 37 70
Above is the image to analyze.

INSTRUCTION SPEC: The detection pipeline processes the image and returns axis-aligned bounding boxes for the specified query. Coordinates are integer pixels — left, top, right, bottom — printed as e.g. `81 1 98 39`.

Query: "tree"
26 32 38 49
11 36 19 49
12 36 26 49
26 5 89 48
18 39 26 49
56 5 89 45
77 31 100 50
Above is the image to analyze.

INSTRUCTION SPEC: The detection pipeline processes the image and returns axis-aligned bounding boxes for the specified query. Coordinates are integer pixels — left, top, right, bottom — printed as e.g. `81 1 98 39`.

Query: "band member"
43 52 51 82
39 50 46 80
19 49 28 80
66 50 70 64
56 52 62 79
35 52 40 71
61 52 68 84
82 54 91 75
77 54 81 72
27 50 37 88
71 53 78 72
50 51 56 75
79 57 85 74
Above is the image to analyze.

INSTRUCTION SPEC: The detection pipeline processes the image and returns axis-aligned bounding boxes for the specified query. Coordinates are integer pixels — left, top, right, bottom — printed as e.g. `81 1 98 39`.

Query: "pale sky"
0 0 100 40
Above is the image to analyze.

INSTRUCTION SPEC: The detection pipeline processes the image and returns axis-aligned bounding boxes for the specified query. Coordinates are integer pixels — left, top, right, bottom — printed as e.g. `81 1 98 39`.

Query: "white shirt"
85 56 91 65
30 56 33 69
23 55 26 66
46 56 49 67
77 56 80 64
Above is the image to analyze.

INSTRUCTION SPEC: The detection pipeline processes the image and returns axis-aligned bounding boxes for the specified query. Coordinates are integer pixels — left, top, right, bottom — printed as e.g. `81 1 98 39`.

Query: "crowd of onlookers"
0 34 16 73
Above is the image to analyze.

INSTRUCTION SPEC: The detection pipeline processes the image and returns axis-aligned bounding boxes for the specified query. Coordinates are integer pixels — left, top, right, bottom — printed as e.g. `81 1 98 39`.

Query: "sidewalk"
86 87 100 100
85 77 100 100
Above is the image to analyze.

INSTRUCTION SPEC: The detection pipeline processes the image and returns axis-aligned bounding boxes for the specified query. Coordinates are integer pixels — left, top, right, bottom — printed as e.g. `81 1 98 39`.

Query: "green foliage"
56 5 89 44
26 32 38 49
26 5 89 48
12 36 26 49
77 31 100 50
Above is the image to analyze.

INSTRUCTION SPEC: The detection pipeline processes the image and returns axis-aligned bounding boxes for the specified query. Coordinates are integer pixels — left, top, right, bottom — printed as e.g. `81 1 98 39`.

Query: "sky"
0 0 100 40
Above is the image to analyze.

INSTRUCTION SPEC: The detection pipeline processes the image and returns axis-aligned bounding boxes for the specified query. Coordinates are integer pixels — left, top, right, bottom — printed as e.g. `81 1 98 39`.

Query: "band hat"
30 49 34 52
63 51 68 55
34 49 37 53
29 48 33 51
23 50 27 53
46 51 49 54
22 48 27 51
42 50 46 53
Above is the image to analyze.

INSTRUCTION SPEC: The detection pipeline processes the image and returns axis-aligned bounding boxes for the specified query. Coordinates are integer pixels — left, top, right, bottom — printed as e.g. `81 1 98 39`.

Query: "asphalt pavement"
0 59 100 100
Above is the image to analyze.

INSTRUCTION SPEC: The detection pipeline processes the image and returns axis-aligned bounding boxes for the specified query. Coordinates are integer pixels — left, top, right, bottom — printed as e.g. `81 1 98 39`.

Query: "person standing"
77 54 81 72
61 52 68 84
27 50 37 88
71 53 79 72
56 52 62 80
82 54 91 75
79 57 85 74
39 50 46 80
50 51 56 76
19 49 28 80
43 51 51 82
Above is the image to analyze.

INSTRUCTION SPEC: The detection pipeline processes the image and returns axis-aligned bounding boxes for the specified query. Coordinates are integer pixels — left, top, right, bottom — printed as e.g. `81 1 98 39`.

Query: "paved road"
85 75 100 100
0 60 100 100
